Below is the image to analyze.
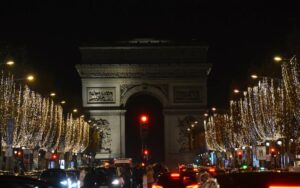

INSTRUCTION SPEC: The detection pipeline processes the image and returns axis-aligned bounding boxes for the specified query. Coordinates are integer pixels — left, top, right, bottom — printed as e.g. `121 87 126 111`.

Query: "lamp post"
273 55 294 63
0 60 15 67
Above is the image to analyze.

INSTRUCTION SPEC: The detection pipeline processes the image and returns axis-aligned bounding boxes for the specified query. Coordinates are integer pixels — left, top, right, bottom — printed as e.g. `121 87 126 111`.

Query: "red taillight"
193 168 198 172
269 186 300 188
170 173 180 178
183 176 190 183
152 184 163 188
208 168 216 173
186 184 198 188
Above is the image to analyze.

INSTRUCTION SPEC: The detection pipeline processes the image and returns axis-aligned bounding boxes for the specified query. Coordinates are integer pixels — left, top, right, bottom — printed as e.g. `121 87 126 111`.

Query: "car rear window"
156 173 197 187
40 170 67 179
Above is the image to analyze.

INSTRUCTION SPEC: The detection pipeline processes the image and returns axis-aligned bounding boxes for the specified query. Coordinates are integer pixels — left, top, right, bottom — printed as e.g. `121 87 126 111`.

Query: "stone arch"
125 93 165 162
121 84 168 107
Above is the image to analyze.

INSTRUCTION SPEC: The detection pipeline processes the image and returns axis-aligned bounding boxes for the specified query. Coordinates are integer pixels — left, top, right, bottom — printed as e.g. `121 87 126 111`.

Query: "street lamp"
50 92 56 97
233 89 240 94
4 60 14 66
60 100 66 104
277 140 283 146
0 60 14 67
273 55 295 63
274 56 283 62
251 74 258 79
26 75 34 81
73 109 78 113
14 74 35 82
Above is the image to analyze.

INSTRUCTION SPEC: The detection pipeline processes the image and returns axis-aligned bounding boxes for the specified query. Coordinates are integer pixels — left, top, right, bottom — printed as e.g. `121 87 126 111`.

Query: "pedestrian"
79 167 88 188
200 171 218 188
133 163 145 188
146 165 154 188
83 168 97 188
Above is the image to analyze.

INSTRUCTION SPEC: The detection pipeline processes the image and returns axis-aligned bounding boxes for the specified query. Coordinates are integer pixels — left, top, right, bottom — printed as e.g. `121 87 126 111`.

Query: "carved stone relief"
120 83 169 100
91 118 112 152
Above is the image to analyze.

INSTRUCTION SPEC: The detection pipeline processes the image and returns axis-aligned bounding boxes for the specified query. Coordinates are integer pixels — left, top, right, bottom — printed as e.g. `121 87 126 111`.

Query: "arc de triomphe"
76 41 211 167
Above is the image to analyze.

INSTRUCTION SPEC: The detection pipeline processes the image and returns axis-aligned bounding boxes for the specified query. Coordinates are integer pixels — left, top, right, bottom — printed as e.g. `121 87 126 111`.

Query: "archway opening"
125 93 164 163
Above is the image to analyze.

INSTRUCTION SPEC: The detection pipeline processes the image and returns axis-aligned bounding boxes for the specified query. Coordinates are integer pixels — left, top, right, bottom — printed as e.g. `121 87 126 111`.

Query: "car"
198 165 225 177
66 169 80 188
24 170 43 179
39 169 70 188
152 172 199 188
94 166 123 188
0 175 55 187
215 171 300 188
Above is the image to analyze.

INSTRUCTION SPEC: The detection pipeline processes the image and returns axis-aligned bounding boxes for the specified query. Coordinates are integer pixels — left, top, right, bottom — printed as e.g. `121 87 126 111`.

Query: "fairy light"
0 72 90 158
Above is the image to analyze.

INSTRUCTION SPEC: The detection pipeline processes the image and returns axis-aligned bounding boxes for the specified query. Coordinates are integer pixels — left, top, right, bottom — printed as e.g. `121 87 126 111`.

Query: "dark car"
94 166 123 188
66 169 80 188
0 175 55 188
215 171 300 188
198 165 225 177
39 169 70 188
152 172 199 188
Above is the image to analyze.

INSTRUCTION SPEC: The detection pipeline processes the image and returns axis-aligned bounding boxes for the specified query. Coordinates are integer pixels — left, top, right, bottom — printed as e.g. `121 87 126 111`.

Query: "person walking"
83 168 97 188
200 172 219 188
146 165 154 188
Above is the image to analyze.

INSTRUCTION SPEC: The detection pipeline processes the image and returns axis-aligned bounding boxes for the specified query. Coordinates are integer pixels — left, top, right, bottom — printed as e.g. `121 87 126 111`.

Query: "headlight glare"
112 179 120 185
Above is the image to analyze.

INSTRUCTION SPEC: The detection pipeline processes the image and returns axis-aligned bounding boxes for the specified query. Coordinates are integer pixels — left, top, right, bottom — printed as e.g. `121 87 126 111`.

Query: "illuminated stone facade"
76 41 211 167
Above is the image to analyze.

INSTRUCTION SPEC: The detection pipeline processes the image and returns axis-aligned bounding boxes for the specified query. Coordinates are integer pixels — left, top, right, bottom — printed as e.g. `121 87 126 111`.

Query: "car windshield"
67 171 77 179
95 167 116 176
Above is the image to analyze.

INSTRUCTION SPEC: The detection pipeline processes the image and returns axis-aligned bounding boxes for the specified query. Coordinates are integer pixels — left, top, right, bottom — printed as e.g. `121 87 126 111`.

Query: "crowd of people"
78 162 220 188
78 162 169 188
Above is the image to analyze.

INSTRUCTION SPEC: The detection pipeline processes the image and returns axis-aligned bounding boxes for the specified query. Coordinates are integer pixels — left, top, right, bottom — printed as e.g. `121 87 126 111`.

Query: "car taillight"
208 168 216 173
152 184 163 188
269 186 300 188
170 173 180 178
186 184 198 188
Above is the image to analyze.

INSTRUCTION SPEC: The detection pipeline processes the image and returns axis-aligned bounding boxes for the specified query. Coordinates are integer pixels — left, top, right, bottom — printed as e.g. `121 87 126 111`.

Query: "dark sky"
0 1 299 113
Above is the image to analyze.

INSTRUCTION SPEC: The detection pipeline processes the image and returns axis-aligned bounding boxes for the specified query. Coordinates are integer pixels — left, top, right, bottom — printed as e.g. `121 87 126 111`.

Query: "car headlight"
60 180 68 185
112 179 120 185
70 182 78 188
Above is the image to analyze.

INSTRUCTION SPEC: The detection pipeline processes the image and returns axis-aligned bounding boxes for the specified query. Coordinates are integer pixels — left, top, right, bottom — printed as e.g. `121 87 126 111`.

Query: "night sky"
0 1 299 113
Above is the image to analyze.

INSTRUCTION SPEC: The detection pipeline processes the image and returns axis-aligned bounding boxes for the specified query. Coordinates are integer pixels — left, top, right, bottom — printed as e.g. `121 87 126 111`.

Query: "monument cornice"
76 63 211 79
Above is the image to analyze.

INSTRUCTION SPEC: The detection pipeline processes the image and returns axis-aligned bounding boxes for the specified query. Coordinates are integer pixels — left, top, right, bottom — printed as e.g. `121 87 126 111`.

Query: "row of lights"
49 92 79 114
2 60 83 116
187 121 199 132
1 60 35 82
232 56 288 95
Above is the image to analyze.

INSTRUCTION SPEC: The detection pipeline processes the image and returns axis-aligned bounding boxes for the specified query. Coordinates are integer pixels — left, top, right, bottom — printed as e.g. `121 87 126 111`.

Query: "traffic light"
237 151 243 159
51 153 58 160
14 149 23 158
143 149 150 162
143 149 149 156
139 114 149 125
270 147 276 156
139 114 149 139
